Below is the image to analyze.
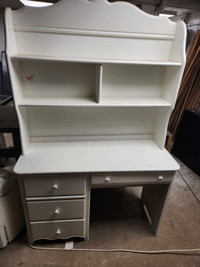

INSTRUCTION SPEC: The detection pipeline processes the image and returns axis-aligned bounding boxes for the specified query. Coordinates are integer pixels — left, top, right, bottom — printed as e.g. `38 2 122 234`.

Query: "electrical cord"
27 240 200 256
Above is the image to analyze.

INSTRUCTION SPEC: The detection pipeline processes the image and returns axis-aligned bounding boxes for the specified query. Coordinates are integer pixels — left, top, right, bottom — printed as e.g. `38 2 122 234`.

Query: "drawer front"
24 175 86 197
27 199 85 221
92 172 174 188
30 220 84 241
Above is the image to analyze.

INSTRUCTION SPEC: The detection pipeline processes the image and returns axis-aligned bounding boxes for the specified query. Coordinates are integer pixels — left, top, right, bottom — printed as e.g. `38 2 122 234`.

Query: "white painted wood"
102 64 166 100
168 21 186 64
19 106 157 140
27 199 85 221
91 172 174 188
30 134 152 143
30 219 85 241
19 96 96 106
14 140 180 174
95 64 103 103
5 0 186 242
14 25 175 41
12 0 176 35
11 55 182 66
19 97 171 107
153 107 172 149
23 174 86 197
4 9 29 154
15 31 173 61
18 60 96 99
141 183 173 235
5 0 186 155
26 196 86 201
98 98 170 107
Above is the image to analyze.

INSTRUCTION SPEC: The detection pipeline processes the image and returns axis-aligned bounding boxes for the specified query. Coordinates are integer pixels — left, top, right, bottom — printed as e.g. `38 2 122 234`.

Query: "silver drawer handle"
52 184 58 190
105 177 111 182
56 229 61 235
54 209 60 215
158 176 164 180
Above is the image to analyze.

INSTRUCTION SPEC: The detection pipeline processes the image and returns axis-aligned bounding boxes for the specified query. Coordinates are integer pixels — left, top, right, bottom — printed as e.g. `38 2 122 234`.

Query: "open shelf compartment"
13 59 181 107
12 60 101 105
100 63 182 106
18 105 171 154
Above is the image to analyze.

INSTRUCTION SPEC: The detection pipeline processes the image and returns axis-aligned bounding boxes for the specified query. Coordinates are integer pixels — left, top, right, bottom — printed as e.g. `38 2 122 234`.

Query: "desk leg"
84 176 91 240
141 183 172 235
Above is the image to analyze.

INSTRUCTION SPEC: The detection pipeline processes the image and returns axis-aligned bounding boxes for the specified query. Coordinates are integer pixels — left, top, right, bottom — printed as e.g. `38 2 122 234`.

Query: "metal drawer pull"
56 229 61 235
158 176 164 180
52 184 58 190
54 209 60 215
105 177 111 182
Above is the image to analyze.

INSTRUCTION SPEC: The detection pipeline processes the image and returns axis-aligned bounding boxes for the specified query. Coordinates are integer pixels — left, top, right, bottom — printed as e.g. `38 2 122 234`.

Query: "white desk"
5 0 186 243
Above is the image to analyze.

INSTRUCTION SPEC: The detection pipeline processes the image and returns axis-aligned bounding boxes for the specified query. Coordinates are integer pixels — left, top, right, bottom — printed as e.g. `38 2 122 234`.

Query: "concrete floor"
0 158 200 267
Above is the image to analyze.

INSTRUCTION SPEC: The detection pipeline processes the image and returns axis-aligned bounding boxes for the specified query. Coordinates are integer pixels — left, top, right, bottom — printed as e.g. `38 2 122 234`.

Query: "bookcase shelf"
12 59 180 108
5 0 186 159
99 98 171 107
11 54 182 66
18 96 97 106
19 96 171 107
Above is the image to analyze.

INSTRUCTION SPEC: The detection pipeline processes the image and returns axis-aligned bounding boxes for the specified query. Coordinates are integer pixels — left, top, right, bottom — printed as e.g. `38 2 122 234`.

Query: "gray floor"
0 158 200 267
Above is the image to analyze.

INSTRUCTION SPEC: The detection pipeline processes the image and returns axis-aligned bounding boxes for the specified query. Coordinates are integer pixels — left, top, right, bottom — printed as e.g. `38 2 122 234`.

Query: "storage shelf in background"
18 96 171 107
11 54 182 66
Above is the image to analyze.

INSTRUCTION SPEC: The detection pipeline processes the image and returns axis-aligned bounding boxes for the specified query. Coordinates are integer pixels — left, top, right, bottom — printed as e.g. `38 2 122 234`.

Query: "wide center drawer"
92 172 174 188
23 174 86 197
27 199 85 221
30 219 85 241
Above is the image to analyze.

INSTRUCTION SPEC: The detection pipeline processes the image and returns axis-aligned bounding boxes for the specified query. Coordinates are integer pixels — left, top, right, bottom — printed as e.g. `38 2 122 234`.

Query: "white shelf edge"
14 25 175 41
18 97 171 107
11 54 182 66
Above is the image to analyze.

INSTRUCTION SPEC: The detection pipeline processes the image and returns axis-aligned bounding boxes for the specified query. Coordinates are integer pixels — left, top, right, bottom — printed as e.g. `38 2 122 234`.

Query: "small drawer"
92 172 174 188
30 219 84 241
23 174 86 197
27 199 85 221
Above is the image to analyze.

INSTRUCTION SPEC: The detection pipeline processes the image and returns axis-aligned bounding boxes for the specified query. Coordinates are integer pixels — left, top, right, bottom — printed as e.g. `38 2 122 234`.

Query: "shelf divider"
95 64 103 103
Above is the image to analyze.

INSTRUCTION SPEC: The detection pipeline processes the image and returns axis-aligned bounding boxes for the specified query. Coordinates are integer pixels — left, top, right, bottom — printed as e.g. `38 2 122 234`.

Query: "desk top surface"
14 140 179 174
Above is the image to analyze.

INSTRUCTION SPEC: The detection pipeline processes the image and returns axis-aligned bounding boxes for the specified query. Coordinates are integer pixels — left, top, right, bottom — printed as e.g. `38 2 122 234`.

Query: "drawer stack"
19 174 90 243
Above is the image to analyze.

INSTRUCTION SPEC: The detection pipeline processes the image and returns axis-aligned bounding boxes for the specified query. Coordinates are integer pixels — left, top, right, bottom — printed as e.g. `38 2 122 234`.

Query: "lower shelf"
14 140 180 174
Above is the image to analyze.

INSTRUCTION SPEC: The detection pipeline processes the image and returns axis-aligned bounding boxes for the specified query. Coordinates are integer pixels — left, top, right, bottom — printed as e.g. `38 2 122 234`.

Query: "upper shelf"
11 54 182 66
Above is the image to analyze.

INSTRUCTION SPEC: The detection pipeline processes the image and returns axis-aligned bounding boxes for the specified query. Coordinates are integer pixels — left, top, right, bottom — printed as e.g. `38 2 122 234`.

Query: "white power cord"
27 241 200 255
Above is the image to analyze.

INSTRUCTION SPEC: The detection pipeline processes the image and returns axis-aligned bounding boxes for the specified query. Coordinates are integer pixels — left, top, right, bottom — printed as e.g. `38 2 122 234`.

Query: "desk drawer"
24 175 86 197
92 172 174 188
30 219 84 241
27 199 84 221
